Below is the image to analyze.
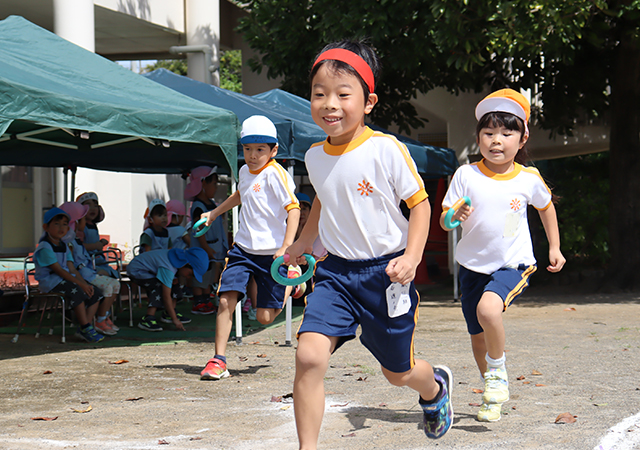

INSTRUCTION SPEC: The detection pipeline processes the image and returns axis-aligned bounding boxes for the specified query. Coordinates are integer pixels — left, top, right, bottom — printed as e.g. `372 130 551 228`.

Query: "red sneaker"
200 358 230 380
191 301 217 315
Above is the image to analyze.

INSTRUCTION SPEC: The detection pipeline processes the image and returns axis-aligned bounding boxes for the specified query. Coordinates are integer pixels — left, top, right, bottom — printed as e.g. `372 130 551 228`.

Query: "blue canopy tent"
145 70 459 178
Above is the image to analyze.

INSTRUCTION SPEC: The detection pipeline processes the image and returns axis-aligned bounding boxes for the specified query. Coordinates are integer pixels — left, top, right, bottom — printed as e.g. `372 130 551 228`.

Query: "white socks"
485 352 506 370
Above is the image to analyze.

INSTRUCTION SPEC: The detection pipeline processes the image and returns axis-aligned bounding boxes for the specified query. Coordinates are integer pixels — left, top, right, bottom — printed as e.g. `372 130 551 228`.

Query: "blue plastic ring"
271 254 316 286
192 217 210 238
444 196 471 229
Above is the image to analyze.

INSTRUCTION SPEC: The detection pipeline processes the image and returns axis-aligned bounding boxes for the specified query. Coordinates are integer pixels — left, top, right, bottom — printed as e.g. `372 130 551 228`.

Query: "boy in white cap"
440 88 565 422
198 115 300 380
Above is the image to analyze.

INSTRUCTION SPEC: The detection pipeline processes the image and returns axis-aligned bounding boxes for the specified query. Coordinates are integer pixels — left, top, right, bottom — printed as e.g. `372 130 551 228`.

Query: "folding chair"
11 255 66 343
92 248 134 327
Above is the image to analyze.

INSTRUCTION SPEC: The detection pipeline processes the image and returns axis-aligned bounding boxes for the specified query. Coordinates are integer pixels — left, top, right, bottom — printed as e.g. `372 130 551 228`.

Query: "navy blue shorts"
218 244 287 309
52 280 103 309
298 251 420 373
130 276 182 309
459 264 537 335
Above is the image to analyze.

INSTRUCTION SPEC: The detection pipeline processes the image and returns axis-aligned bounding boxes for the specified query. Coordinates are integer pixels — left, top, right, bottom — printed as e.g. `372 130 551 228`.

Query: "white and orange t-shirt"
235 160 299 255
443 160 552 274
305 127 427 260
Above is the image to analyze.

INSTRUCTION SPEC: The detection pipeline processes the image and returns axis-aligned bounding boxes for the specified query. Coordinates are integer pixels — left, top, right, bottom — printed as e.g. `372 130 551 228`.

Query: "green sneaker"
482 367 509 404
138 315 163 332
477 402 502 422
160 311 192 324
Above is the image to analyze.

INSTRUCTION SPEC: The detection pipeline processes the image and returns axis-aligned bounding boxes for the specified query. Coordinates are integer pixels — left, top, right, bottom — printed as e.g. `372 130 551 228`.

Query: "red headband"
313 48 375 93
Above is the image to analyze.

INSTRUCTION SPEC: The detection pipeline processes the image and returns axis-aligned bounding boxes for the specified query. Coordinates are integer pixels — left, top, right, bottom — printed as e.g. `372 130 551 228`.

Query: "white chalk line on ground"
594 411 640 450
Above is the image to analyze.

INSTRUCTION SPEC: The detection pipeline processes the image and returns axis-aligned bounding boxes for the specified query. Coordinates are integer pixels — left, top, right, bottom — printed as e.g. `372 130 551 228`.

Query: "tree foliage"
142 50 242 92
238 0 640 288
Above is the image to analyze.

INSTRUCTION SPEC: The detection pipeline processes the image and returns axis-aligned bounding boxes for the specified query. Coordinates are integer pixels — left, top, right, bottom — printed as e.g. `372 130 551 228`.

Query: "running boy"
35 207 105 343
285 40 453 445
199 115 300 380
440 88 565 422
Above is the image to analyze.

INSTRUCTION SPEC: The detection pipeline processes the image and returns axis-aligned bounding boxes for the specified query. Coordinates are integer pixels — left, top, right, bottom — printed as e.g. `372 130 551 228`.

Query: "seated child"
34 207 105 343
185 166 228 315
60 202 122 336
199 115 300 380
166 200 190 250
140 198 170 253
76 192 117 278
126 247 208 332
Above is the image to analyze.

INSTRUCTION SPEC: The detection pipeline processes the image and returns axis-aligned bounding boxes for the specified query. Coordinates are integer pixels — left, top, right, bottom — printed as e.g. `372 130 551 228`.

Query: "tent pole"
70 166 77 201
285 160 295 346
231 171 243 345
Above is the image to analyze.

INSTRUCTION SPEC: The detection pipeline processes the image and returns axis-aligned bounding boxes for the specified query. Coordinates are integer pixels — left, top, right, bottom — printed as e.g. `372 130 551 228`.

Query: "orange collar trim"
477 159 522 180
249 159 275 175
323 127 374 156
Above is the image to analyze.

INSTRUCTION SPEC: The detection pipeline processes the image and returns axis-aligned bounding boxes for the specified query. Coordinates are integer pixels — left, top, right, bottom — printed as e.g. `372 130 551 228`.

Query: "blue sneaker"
75 325 105 343
421 365 453 439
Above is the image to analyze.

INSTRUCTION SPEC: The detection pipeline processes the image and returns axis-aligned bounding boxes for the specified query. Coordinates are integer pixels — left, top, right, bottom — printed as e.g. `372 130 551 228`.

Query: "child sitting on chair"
140 198 170 253
34 207 105 343
60 202 122 336
126 247 208 332
166 200 190 250
76 192 117 278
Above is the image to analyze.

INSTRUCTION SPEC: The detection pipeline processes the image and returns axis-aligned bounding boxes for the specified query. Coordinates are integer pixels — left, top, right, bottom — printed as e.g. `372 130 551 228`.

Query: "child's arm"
48 261 94 297
285 198 321 264
202 190 241 227
181 232 191 248
83 238 108 252
275 206 300 259
161 284 185 331
538 204 566 272
439 203 474 231
386 199 431 285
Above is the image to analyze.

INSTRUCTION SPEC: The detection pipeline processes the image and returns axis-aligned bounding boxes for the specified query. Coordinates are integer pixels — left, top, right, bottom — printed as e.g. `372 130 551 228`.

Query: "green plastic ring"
271 254 316 286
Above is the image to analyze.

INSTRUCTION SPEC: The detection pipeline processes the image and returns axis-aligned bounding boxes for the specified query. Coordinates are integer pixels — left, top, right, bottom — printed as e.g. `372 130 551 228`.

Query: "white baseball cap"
240 115 278 145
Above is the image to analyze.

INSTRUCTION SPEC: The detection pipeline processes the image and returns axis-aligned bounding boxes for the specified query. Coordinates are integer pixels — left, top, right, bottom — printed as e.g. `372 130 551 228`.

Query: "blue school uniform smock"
167 224 188 250
190 199 227 262
34 236 75 293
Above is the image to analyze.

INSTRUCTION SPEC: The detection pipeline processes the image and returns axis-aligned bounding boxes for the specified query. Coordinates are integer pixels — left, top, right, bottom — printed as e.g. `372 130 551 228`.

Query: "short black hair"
310 39 381 100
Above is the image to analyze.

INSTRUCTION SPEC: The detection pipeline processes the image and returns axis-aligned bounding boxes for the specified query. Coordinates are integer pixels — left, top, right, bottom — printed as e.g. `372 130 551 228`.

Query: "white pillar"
53 0 95 52
186 0 220 86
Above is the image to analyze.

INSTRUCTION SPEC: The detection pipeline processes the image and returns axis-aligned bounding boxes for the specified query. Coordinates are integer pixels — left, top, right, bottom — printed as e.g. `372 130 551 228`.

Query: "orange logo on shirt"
357 180 373 196
510 198 522 211
252 183 261 193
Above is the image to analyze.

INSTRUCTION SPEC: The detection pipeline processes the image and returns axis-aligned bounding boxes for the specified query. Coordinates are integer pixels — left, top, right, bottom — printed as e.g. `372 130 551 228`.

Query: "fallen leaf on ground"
523 381 531 385
593 403 608 407
238 356 248 362
283 392 293 398
280 405 291 410
379 403 387 407
125 397 143 401
517 375 526 380
248 341 260 345
564 307 576 311
331 402 350 407
108 360 129 365
512 406 517 410
43 370 52 374
342 433 356 437
357 377 368 382
555 412 577 424
271 396 282 403
189 437 203 441
532 370 543 375
31 417 58 421
158 439 169 444
469 402 482 407
472 388 483 394
71 405 92 413
535 384 546 387
257 354 267 358
623 348 629 351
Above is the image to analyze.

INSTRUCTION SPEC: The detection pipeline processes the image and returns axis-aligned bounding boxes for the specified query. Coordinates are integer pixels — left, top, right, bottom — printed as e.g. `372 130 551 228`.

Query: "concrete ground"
0 286 639 450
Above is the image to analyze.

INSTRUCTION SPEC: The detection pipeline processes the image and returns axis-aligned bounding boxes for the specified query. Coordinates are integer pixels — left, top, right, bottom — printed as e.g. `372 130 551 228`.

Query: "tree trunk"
607 33 640 289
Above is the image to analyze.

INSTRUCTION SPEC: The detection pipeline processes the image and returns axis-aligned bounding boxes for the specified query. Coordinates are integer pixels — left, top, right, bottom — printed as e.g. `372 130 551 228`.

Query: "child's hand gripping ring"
271 254 316 286
444 196 472 229
192 217 210 238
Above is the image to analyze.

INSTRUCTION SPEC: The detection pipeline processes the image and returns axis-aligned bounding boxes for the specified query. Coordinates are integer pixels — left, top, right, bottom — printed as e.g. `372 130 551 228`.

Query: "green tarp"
0 15 240 174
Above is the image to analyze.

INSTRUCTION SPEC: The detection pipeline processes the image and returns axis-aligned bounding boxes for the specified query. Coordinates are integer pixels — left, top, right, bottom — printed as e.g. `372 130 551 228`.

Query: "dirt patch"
1 288 639 449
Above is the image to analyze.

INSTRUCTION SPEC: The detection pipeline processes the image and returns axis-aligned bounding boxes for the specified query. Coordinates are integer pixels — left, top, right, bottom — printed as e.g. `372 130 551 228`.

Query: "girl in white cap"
440 88 566 422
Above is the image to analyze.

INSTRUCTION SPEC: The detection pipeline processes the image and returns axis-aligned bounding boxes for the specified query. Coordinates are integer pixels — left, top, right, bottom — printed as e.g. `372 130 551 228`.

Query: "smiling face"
477 124 528 174
43 215 70 243
310 64 377 146
242 143 278 172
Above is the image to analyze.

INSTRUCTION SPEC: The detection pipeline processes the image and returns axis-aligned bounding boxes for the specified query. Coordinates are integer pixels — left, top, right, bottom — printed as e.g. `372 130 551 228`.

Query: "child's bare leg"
476 292 505 360
294 332 338 450
381 360 439 401
470 333 488 374
215 291 239 356
255 284 293 324
97 294 116 317
74 301 99 326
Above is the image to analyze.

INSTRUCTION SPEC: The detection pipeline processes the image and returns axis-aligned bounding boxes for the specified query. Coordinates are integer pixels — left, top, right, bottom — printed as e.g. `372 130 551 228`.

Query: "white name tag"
386 282 411 318
503 212 520 238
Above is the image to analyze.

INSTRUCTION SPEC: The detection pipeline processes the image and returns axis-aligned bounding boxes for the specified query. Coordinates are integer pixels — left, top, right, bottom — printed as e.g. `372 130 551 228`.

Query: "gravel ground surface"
1 286 639 450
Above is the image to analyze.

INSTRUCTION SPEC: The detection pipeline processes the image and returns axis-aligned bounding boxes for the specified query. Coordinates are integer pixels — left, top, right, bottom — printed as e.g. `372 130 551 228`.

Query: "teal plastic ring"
192 217 210 238
271 254 316 286
444 196 471 229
